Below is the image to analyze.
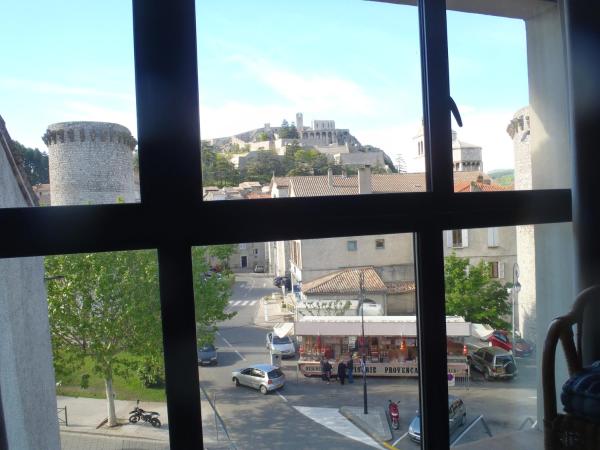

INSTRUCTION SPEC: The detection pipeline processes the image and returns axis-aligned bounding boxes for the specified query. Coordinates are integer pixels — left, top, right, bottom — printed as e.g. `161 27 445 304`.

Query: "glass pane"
1 250 171 449
195 235 424 448
442 225 549 449
0 3 139 207
447 2 571 194
197 0 424 200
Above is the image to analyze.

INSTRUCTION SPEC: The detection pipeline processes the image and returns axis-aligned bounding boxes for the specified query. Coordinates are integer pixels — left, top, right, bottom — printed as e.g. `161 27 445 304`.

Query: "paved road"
199 273 539 450
60 433 169 450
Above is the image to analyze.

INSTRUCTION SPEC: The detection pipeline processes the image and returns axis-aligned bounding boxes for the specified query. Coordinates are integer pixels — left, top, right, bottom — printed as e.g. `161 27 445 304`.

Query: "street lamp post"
359 270 368 415
512 263 521 350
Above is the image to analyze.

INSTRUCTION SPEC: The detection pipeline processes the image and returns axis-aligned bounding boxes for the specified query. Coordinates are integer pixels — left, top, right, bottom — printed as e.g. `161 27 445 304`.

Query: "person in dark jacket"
337 360 347 385
347 357 354 383
323 360 332 384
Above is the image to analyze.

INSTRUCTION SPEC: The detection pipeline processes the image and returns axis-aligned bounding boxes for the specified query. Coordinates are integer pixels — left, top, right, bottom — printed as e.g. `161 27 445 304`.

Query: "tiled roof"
287 171 499 197
302 267 388 295
246 191 271 199
385 281 416 294
454 181 511 193
272 177 290 187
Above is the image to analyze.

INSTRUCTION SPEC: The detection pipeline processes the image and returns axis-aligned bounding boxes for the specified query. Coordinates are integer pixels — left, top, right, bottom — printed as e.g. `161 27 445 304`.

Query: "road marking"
293 406 379 448
232 300 241 306
276 391 288 402
216 331 246 361
528 396 537 399
392 432 408 446
228 301 233 305
241 300 249 306
249 300 257 306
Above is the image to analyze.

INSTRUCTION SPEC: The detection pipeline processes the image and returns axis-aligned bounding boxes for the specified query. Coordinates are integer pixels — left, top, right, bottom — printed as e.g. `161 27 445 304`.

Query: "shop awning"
295 315 471 337
273 322 294 338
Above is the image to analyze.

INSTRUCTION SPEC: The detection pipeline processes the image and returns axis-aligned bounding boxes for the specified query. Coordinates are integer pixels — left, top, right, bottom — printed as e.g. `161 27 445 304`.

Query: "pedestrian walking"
347 357 354 383
323 360 332 384
337 361 347 385
320 357 327 382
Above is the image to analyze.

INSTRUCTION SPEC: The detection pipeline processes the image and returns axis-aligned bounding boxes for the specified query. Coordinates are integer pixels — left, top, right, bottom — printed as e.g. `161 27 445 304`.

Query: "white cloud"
0 78 134 101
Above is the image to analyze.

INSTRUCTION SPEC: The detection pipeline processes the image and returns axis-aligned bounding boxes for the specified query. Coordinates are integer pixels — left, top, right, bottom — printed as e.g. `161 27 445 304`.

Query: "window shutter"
447 230 453 247
461 229 469 247
488 227 499 247
498 262 505 279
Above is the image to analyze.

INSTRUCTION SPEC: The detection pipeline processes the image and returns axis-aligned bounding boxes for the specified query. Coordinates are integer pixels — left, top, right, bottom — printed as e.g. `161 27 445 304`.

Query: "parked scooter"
129 400 161 428
388 399 400 430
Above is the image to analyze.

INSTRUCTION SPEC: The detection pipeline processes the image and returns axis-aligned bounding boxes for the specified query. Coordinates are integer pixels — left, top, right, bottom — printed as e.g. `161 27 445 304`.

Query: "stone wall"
43 122 136 205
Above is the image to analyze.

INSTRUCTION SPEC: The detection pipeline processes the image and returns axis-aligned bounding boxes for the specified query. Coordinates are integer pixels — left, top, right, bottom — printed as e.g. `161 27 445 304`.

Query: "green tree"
201 142 240 187
11 140 49 185
242 150 284 183
286 149 329 176
46 251 161 427
192 246 236 345
255 131 270 142
444 254 511 329
46 248 235 426
278 119 290 138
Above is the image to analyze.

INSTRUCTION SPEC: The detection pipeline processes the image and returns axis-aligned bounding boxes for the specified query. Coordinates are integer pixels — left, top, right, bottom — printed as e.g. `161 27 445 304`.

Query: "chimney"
358 166 372 194
327 168 334 188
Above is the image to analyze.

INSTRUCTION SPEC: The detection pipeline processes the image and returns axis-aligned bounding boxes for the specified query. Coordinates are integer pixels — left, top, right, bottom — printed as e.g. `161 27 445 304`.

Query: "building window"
253 248 259 255
239 243 247 250
489 261 505 279
347 240 357 251
448 229 468 248
375 239 385 249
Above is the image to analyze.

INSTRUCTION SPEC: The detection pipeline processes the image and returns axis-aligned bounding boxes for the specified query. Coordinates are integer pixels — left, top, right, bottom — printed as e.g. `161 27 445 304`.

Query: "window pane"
0 3 139 208
195 235 425 448
197 0 424 200
441 224 577 449
447 2 571 194
1 250 172 449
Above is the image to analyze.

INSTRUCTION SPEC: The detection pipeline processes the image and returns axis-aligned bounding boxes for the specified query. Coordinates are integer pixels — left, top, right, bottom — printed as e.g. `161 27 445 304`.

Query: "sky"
0 1 528 172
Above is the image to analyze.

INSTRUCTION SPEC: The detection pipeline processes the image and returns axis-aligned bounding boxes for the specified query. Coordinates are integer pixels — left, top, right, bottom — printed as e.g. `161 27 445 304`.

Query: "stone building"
507 106 536 341
0 115 60 450
43 121 137 205
410 124 483 173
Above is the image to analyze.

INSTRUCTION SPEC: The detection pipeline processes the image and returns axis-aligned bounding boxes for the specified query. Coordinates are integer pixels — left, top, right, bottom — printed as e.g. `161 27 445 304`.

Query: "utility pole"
360 270 368 415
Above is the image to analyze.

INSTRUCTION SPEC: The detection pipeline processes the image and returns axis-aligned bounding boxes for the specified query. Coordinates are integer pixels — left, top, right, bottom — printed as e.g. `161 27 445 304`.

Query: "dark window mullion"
132 1 203 449
157 245 203 449
414 229 450 449
419 0 453 194
418 0 453 448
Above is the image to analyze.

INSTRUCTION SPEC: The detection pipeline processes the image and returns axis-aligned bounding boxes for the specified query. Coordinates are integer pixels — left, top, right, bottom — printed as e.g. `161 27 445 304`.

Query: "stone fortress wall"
507 106 536 340
43 122 137 206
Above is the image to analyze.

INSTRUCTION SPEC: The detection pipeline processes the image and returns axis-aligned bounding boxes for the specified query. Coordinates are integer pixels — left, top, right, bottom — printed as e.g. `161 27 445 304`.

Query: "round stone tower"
42 122 137 206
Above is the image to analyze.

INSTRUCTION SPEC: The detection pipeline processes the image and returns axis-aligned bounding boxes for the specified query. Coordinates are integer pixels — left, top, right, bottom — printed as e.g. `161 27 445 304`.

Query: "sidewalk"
57 387 232 449
254 294 294 328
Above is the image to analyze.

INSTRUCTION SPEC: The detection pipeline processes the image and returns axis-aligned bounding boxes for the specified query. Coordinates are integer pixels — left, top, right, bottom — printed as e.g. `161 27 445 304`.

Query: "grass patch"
55 352 166 402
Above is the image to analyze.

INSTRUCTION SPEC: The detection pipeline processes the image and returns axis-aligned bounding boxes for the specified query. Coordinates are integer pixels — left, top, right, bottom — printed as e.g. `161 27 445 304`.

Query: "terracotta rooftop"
454 180 511 193
302 267 388 295
245 191 271 199
282 171 503 198
384 281 416 294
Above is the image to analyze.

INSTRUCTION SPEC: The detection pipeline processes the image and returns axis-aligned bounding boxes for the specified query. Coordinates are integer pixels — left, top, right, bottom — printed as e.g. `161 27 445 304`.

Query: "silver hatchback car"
232 364 285 395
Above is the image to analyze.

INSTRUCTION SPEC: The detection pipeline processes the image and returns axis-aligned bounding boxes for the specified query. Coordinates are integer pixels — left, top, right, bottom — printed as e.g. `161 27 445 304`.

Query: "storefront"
295 315 470 378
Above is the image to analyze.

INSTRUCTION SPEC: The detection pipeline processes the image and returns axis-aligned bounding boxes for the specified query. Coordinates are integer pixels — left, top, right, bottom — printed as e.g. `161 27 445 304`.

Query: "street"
199 274 539 450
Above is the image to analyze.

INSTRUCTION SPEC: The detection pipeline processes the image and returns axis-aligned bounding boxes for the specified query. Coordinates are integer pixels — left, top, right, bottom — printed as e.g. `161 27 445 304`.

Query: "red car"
487 330 535 357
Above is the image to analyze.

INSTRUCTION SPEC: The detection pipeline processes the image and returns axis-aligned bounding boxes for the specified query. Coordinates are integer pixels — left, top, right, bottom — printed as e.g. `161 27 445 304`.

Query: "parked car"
197 343 218 365
487 330 535 357
408 395 467 443
254 264 265 273
231 364 285 394
468 346 518 380
266 332 296 358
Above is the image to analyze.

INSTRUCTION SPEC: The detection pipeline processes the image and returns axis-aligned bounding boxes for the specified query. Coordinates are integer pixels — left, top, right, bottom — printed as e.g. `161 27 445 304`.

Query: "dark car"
408 395 467 443
468 346 518 380
197 343 218 365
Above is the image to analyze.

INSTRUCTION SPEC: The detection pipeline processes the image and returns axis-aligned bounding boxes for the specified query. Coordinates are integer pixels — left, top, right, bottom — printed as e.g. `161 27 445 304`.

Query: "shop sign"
298 361 468 378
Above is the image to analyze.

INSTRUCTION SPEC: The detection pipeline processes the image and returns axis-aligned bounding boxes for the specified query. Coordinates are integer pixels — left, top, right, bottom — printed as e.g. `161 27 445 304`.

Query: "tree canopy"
12 140 49 185
444 254 511 329
46 246 235 426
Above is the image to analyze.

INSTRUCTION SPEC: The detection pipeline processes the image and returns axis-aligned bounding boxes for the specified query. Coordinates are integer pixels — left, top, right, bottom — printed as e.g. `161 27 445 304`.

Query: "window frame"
0 1 574 449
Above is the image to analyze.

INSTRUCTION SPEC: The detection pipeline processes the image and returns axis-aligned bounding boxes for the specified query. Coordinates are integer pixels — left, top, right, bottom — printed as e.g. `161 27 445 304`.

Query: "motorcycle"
129 400 161 428
388 399 400 430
